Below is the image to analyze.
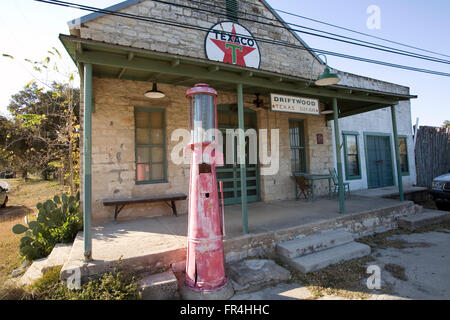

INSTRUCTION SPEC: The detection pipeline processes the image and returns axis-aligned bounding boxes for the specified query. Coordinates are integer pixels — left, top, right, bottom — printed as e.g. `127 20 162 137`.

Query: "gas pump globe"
182 84 233 299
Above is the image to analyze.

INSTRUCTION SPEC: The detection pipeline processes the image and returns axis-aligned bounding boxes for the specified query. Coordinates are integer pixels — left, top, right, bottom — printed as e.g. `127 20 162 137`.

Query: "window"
135 108 166 183
398 136 409 175
226 0 239 22
289 119 306 173
343 132 361 180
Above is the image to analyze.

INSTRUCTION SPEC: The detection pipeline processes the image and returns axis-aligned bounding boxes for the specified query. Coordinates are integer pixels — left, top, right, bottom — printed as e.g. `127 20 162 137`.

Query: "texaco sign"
205 21 261 68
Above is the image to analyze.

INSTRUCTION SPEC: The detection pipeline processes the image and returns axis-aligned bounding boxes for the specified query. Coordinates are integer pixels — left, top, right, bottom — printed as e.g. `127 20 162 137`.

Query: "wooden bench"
103 193 187 221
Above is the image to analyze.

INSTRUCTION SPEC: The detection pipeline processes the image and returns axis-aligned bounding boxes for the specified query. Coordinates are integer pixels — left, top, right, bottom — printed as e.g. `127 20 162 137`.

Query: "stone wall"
90 77 332 222
71 0 409 94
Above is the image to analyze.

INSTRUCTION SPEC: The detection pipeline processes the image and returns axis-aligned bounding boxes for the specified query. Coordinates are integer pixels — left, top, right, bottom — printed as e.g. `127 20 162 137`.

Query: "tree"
1 48 80 193
443 120 450 129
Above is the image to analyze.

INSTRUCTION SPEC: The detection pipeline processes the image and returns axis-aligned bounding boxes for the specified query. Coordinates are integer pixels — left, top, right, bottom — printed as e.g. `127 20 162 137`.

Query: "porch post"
83 63 93 261
237 83 248 234
332 98 345 213
390 104 404 201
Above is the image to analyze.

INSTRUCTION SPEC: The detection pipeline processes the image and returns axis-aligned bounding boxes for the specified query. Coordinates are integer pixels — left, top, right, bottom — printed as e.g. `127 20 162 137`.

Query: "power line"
35 0 450 78
150 0 450 65
274 7 450 59
184 0 450 64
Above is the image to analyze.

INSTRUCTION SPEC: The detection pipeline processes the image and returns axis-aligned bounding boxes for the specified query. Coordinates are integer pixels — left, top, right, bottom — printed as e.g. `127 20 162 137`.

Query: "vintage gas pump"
182 84 233 299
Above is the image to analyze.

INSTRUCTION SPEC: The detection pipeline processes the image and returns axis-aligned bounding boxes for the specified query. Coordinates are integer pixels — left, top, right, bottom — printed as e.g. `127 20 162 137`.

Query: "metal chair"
294 174 312 200
328 168 350 197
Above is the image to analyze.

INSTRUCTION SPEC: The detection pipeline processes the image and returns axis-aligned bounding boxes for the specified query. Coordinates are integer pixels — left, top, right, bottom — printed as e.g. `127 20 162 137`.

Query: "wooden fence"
415 126 450 189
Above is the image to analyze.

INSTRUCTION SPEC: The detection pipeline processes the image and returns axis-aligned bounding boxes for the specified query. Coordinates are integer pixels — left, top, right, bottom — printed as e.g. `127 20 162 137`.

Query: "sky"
0 0 449 128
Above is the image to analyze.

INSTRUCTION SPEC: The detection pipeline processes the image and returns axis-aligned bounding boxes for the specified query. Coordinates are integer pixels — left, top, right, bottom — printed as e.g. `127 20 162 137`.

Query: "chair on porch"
294 174 312 200
329 168 351 197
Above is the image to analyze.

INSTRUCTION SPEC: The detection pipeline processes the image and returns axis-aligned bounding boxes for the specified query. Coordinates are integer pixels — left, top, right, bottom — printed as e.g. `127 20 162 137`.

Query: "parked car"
431 172 450 211
0 170 15 179
0 181 9 208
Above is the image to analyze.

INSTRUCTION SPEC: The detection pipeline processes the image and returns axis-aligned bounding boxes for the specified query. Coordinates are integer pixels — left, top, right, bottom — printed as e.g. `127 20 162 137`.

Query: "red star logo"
210 24 256 67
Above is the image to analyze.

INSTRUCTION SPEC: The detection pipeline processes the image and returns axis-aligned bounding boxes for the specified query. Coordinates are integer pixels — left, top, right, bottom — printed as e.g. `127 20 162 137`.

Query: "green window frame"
134 107 167 184
289 119 307 173
398 136 410 176
343 131 361 180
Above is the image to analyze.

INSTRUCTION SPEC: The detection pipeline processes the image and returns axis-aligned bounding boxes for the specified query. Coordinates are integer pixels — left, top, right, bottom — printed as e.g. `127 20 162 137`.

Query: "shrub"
12 192 82 261
30 266 139 300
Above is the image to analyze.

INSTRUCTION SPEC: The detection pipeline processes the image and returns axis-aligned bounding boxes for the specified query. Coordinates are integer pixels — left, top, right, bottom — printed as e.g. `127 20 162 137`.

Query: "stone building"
61 0 416 258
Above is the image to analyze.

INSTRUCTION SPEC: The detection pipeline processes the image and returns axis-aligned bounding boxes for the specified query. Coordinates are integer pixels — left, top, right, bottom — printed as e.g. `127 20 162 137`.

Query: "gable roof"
67 0 324 64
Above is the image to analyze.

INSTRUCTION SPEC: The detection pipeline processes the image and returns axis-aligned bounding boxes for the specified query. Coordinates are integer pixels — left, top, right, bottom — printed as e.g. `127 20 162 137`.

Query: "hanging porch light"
144 82 165 99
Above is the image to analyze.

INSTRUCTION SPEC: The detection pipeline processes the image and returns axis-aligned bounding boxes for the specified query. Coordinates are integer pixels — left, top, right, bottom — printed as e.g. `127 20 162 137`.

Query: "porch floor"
353 185 427 198
62 194 416 279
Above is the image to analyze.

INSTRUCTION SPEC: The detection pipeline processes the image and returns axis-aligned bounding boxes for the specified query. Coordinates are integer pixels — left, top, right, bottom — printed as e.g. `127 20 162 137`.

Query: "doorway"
216 105 260 205
365 134 395 189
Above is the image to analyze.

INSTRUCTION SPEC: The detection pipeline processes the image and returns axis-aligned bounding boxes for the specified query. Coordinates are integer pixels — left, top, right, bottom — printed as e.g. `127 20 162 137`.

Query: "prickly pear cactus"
12 192 82 261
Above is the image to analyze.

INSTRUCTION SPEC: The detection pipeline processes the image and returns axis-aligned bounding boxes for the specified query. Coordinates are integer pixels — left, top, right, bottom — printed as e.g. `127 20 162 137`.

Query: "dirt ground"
0 178 68 296
234 220 450 300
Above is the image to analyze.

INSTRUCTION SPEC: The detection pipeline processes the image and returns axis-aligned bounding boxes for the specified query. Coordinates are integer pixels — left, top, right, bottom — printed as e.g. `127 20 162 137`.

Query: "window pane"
346 135 357 154
137 147 150 163
136 128 150 145
150 111 163 129
151 163 164 180
135 109 166 183
400 154 409 173
151 129 163 144
347 155 359 176
135 112 149 128
137 163 150 182
399 138 407 154
151 147 164 163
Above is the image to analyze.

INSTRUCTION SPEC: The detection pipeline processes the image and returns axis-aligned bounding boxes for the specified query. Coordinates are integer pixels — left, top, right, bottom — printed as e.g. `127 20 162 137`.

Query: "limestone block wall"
88 78 332 222
72 0 410 95
74 0 324 80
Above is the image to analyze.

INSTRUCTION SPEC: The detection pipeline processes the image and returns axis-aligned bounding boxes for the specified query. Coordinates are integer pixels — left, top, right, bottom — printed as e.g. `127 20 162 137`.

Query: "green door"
366 135 394 189
216 105 260 205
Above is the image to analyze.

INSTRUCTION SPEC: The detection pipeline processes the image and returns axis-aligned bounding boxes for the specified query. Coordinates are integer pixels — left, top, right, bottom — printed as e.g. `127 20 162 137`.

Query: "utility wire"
186 0 450 64
143 0 450 65
274 7 450 59
35 0 450 78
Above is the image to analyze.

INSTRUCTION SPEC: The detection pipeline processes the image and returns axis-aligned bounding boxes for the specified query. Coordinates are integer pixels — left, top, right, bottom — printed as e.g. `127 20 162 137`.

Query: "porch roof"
60 34 416 119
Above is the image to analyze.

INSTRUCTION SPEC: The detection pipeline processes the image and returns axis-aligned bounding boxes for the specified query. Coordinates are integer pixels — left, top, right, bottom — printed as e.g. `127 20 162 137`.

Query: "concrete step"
137 270 179 300
19 243 72 286
283 242 371 273
276 230 354 259
397 209 450 231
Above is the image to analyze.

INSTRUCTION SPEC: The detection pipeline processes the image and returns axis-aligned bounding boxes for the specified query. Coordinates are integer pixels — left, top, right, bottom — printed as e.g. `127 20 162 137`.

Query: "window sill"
136 180 168 185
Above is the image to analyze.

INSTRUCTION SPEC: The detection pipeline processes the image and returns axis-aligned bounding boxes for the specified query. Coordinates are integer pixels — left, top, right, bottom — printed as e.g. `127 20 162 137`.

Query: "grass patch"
1 265 140 300
0 178 70 295
384 263 407 281
29 266 139 300
275 255 392 300
4 178 69 209
0 215 26 288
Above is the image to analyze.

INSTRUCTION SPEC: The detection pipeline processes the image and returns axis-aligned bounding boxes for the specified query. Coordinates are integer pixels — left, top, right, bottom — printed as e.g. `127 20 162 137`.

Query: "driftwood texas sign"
270 93 320 115
205 21 261 68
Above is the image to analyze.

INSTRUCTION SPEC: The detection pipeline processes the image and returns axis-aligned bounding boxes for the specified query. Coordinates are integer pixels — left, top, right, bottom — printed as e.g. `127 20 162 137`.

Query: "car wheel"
0 195 7 208
435 201 450 211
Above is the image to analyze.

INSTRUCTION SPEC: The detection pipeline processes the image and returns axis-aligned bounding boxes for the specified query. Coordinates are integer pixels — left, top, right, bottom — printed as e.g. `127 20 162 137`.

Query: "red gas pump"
182 84 233 299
